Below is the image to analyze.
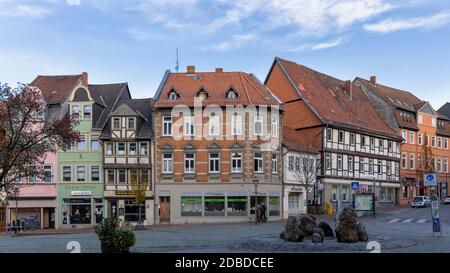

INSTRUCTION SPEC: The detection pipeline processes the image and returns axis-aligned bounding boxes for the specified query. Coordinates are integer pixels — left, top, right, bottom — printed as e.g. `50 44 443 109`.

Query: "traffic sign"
351 182 360 191
424 173 437 186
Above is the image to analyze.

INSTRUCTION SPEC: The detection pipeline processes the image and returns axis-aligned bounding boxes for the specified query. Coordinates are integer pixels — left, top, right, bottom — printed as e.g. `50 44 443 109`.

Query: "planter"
101 243 129 253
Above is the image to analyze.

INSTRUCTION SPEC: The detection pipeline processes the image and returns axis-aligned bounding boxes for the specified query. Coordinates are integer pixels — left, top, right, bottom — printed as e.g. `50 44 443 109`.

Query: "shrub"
95 218 136 252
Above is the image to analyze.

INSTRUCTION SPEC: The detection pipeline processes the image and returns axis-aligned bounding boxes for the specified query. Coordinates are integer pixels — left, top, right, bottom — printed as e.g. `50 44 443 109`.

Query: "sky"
0 0 449 110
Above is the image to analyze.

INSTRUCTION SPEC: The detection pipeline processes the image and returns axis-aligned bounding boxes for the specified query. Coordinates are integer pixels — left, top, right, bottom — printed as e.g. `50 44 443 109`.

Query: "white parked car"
444 196 450 205
412 196 431 208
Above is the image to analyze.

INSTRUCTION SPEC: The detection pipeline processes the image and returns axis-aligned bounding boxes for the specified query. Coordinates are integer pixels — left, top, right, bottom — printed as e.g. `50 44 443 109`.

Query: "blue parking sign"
351 182 359 191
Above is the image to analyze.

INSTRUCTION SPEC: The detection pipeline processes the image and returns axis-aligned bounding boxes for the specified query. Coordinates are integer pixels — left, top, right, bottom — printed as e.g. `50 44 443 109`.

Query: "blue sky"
0 0 449 109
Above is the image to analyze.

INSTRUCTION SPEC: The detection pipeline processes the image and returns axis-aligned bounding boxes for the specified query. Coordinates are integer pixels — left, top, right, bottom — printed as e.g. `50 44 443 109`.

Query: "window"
254 152 263 173
169 91 178 101
426 135 430 146
162 116 172 136
409 132 414 144
107 170 115 184
432 136 436 147
348 156 353 171
204 196 225 216
77 166 86 182
409 154 415 169
106 143 114 156
118 143 126 156
63 166 71 182
369 159 374 174
388 141 393 152
227 90 237 100
118 170 126 183
71 105 80 119
402 130 407 142
387 164 392 175
325 153 331 170
445 138 448 149
162 154 173 173
295 157 300 171
326 128 332 142
432 117 437 127
444 158 448 173
438 157 442 172
418 154 423 170
91 166 100 182
337 155 343 170
113 118 120 129
77 136 86 151
129 143 137 156
378 139 383 151
418 133 422 145
184 153 195 173
272 154 277 174
360 157 365 172
140 143 148 156
181 196 202 216
43 165 52 182
231 113 242 136
83 105 91 119
288 156 294 171
438 137 442 148
338 131 344 143
377 161 382 174
418 114 423 124
272 117 279 137
184 116 195 136
209 113 220 136
350 133 355 145
91 139 101 151
227 196 247 216
209 153 220 173
128 118 135 129
130 170 138 184
361 136 366 147
402 153 407 169
231 153 242 173
141 170 149 185
254 115 263 136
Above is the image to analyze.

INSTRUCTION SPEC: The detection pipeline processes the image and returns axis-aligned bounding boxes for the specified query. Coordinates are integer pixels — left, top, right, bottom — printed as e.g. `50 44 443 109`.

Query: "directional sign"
351 182 360 191
424 173 437 186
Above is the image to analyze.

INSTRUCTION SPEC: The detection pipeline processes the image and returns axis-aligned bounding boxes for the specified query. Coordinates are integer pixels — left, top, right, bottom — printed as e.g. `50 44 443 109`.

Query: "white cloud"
66 0 81 6
0 5 51 18
202 33 258 51
329 0 394 28
364 11 450 33
311 37 346 50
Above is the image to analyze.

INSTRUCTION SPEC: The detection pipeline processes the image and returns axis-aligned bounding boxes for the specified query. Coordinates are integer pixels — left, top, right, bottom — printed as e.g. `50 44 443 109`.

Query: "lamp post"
12 186 20 234
253 177 259 225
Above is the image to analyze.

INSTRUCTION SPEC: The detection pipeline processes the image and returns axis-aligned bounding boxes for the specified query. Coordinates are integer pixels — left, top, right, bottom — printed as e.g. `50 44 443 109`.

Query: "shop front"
156 183 282 225
104 191 154 226
283 185 305 218
57 184 104 228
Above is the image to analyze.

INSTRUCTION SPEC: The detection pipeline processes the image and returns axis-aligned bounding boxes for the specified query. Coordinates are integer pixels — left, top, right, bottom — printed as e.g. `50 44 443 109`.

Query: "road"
0 203 449 253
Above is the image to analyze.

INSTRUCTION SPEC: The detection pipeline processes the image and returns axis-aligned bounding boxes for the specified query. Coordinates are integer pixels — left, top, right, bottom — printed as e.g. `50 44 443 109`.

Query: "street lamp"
12 186 20 234
253 177 259 225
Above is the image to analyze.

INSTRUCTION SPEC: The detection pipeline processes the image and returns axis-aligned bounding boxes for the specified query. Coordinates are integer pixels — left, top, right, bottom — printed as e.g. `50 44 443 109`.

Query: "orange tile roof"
154 71 281 108
276 58 399 139
31 74 83 104
283 125 320 153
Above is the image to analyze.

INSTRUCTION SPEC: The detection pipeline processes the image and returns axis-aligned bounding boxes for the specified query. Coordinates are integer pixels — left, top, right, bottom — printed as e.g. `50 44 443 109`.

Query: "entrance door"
159 197 170 222
109 201 118 220
0 207 5 232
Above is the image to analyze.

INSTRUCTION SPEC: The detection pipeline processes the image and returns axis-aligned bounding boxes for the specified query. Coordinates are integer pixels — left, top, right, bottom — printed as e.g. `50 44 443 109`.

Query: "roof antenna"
175 48 179 72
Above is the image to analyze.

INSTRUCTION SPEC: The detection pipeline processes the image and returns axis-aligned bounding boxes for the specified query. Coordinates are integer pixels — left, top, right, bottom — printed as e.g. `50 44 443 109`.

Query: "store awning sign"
71 191 91 196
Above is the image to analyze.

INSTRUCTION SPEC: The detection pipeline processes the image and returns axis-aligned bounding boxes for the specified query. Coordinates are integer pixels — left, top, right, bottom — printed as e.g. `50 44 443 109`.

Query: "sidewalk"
0 226 95 237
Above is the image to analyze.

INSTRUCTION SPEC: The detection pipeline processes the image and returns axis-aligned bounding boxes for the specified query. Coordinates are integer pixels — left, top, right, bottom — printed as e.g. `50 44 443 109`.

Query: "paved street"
1 204 449 253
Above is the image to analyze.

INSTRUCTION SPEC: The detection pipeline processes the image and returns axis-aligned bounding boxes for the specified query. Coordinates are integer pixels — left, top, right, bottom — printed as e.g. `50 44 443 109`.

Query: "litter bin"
326 202 333 216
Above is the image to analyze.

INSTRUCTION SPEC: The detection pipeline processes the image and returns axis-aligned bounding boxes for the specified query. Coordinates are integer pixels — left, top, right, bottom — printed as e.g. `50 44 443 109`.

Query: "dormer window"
71 105 80 119
168 90 179 101
227 90 237 100
196 88 209 101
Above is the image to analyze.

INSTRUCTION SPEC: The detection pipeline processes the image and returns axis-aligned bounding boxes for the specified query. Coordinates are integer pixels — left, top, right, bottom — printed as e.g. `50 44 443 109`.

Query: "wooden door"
159 197 170 222
0 207 5 232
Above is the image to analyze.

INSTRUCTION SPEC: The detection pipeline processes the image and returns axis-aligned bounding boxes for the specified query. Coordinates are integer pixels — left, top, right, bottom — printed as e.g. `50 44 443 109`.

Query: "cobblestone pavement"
0 204 448 253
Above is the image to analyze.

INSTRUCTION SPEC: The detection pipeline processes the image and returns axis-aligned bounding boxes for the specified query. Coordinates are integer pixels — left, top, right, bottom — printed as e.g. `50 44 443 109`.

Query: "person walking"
261 202 267 223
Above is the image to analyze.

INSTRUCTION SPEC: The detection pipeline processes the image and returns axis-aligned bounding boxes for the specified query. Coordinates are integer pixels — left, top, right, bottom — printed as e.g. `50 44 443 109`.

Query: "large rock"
335 207 358 243
318 221 334 237
311 232 323 243
298 215 317 236
284 230 305 242
356 223 369 242
312 227 324 240
285 216 297 232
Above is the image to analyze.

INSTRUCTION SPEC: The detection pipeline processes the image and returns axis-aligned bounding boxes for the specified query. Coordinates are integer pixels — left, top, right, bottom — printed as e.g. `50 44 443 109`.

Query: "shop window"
124 199 145 222
227 196 247 216
62 198 91 225
204 196 225 216
181 196 202 216
269 196 280 216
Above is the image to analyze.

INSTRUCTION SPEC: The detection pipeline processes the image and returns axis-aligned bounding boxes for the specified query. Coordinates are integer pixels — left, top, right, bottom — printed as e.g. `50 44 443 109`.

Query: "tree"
416 133 435 195
0 83 79 199
291 153 321 207
130 170 149 230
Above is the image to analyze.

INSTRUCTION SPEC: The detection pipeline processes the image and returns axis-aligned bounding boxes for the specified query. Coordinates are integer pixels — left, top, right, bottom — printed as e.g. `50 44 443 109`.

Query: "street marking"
402 219 413 223
388 219 401 223
417 219 426 223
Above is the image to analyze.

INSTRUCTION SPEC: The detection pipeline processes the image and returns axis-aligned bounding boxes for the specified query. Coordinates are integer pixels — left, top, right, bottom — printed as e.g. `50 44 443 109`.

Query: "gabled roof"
89 83 129 129
154 70 282 108
30 74 83 104
273 58 399 139
438 102 450 120
283 126 320 153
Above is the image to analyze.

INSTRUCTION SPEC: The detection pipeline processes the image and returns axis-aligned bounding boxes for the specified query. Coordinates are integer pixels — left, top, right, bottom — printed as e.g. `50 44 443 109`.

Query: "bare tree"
291 153 321 206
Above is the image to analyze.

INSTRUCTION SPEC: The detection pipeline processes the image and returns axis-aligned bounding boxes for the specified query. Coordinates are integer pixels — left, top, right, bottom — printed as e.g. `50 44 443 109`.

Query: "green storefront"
56 87 105 228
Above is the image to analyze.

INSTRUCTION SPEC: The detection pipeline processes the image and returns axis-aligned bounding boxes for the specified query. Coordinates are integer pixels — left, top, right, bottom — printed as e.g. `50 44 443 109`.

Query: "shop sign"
71 191 91 196
291 186 303 193
115 191 133 196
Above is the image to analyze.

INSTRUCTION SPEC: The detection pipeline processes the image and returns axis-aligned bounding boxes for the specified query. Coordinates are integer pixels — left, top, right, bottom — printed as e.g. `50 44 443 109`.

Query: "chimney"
187 65 195 74
370 75 377 86
345 80 353 100
215 68 223 73
81 72 88 87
